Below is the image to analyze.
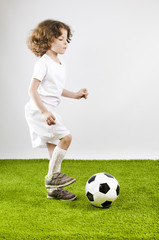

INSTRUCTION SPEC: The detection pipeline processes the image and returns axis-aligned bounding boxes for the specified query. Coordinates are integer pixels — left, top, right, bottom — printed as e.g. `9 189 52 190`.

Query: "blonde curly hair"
27 19 72 57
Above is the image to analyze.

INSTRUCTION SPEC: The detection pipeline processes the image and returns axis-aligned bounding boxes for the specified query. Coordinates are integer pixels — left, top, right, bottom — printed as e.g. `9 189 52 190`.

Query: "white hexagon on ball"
85 172 120 208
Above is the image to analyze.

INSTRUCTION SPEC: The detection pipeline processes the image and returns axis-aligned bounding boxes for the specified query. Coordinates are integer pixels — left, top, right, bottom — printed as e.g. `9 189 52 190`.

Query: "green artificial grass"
0 159 159 240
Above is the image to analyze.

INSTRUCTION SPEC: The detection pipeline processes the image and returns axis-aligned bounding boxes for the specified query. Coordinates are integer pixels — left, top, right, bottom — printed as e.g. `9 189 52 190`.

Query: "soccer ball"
85 172 120 208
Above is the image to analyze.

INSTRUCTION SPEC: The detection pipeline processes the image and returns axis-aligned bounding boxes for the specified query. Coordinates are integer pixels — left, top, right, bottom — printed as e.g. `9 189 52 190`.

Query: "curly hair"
27 19 73 57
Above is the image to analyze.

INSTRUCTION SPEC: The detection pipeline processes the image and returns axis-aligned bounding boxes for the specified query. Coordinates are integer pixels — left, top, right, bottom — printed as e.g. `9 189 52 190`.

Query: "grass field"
0 159 158 240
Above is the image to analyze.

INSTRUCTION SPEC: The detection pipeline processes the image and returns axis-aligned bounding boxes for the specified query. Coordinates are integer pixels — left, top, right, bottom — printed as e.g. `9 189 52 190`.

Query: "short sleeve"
32 59 47 81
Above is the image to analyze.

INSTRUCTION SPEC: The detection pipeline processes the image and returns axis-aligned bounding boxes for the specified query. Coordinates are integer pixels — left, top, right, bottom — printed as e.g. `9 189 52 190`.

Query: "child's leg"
47 134 72 177
45 134 76 199
58 134 72 150
47 143 57 159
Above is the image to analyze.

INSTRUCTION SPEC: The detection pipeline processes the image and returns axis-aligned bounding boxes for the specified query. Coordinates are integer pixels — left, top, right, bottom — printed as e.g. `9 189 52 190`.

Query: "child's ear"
51 37 55 43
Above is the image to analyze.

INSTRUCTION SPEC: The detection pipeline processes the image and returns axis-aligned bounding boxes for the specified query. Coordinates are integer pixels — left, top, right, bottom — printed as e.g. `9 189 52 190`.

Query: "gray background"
1 0 159 159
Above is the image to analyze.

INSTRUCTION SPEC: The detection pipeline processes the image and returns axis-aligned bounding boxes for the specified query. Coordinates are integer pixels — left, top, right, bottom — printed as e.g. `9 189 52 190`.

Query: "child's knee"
63 134 72 145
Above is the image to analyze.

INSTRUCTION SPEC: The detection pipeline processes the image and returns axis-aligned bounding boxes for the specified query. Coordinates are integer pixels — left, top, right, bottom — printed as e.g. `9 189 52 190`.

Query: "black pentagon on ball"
116 185 120 196
86 192 94 201
102 201 112 208
104 173 114 179
88 175 96 184
99 183 110 194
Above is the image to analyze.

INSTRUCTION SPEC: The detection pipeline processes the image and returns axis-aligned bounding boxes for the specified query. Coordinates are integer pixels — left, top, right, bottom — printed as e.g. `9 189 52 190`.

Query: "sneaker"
45 172 76 188
47 188 77 201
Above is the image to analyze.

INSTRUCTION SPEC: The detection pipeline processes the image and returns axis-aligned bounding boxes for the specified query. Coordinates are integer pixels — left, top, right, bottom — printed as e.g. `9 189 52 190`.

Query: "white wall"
1 0 159 159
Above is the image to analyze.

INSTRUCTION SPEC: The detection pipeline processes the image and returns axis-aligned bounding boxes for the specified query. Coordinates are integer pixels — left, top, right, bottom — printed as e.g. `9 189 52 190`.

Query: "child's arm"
29 78 56 125
62 88 88 99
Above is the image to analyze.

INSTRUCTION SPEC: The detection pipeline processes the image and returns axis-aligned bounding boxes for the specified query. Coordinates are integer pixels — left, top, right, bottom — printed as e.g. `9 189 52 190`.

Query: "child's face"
51 28 68 54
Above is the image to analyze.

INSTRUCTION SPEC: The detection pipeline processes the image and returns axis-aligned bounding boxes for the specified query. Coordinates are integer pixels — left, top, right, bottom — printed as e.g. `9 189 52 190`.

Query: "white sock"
47 146 66 178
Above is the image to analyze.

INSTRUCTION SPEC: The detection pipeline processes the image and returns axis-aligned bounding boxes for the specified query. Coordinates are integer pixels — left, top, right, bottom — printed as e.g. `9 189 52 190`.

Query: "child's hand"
42 111 56 125
76 88 88 99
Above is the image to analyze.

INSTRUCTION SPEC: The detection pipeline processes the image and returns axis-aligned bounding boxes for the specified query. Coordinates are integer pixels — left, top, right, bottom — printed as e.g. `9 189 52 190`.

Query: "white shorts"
25 100 70 148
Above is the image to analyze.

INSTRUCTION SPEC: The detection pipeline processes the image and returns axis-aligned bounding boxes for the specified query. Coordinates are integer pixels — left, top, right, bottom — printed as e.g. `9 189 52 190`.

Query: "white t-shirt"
32 54 67 107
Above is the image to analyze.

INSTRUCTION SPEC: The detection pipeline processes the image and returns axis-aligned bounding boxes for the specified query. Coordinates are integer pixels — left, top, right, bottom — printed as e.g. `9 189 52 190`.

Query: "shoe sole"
47 195 77 201
45 178 76 189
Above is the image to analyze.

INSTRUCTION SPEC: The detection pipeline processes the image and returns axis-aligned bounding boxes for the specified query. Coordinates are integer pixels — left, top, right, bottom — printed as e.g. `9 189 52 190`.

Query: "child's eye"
58 38 69 43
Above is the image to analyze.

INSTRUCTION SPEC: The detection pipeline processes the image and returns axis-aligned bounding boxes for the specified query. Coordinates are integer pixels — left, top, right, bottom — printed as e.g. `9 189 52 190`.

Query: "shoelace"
52 173 66 179
55 189 69 197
